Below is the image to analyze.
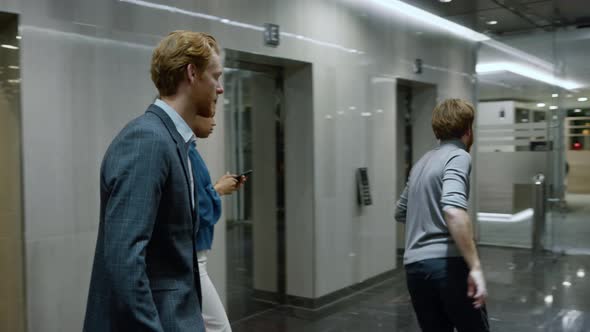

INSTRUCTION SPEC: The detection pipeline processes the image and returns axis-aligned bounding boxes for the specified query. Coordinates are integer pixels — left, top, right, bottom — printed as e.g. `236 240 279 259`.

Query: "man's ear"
187 64 197 84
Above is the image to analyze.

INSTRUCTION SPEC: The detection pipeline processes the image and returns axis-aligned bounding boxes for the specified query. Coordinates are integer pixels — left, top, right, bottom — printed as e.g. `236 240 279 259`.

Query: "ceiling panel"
404 0 590 33
401 0 499 20
471 7 538 32
399 1 590 106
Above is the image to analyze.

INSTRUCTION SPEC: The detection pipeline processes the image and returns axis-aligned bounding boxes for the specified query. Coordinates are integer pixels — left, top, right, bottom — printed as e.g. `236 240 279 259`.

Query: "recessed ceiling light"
563 281 572 287
574 109 582 113
486 20 498 25
439 0 452 3
1 44 18 50
537 103 546 107
16 36 21 40
552 93 559 98
550 106 558 110
578 97 588 102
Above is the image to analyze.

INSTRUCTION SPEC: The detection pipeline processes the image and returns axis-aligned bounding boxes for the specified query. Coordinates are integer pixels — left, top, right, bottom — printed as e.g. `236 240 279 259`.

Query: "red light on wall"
573 142 583 150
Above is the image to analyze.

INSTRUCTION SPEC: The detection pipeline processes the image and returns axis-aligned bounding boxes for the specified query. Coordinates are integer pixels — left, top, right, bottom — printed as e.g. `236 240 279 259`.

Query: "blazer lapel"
147 105 195 222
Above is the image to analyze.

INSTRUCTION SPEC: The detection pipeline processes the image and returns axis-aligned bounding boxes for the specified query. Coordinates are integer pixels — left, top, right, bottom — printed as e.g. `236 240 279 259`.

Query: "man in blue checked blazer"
84 31 225 332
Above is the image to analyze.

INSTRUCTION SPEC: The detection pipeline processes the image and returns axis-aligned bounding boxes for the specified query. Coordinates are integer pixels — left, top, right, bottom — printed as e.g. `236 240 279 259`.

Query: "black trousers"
405 257 490 332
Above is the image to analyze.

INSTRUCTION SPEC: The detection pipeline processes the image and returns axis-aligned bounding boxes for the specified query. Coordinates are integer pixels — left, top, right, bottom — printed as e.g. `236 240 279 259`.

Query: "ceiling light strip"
120 0 362 54
370 0 489 42
476 62 582 90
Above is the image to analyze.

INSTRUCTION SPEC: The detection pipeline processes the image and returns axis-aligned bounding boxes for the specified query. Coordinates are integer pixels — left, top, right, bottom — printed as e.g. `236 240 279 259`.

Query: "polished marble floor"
230 247 590 331
553 194 590 255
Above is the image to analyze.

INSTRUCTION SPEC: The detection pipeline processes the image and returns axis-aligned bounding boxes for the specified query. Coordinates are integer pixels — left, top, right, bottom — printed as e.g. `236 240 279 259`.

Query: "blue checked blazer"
84 104 205 332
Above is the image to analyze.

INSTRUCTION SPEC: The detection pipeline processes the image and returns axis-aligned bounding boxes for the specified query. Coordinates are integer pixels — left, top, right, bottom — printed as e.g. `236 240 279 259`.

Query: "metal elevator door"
223 64 286 321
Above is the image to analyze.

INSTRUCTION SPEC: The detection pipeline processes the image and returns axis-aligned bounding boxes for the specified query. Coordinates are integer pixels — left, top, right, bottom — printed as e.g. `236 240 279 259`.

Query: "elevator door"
223 65 285 321
395 80 438 252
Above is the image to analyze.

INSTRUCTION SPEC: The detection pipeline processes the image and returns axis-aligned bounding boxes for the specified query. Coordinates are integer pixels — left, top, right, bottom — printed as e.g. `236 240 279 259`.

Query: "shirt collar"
440 139 467 151
154 99 195 145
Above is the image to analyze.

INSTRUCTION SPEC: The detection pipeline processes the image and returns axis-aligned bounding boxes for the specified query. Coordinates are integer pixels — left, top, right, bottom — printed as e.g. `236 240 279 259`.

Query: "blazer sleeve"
101 126 170 332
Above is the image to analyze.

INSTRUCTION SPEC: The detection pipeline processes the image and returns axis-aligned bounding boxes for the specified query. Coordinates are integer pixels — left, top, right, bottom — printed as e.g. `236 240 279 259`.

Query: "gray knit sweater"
395 140 471 265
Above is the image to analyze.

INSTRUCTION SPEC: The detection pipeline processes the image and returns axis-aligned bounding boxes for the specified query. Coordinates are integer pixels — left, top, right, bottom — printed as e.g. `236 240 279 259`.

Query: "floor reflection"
232 247 590 332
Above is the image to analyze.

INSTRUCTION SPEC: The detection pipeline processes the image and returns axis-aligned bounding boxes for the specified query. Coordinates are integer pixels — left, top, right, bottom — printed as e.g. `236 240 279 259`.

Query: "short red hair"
150 31 220 97
432 99 475 140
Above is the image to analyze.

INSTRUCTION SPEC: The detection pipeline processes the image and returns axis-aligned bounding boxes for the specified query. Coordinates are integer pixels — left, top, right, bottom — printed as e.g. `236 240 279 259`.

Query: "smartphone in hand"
234 170 252 180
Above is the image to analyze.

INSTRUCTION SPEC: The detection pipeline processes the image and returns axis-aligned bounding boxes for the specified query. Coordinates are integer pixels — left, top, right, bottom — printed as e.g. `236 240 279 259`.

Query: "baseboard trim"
286 269 397 310
252 289 282 304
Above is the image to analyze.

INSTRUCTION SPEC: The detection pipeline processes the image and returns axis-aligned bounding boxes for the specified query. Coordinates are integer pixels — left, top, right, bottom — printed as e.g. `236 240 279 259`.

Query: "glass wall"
474 1 590 254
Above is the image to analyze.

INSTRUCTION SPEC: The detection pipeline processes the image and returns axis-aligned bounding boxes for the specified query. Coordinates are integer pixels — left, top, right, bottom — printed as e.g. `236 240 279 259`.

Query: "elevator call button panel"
356 167 373 206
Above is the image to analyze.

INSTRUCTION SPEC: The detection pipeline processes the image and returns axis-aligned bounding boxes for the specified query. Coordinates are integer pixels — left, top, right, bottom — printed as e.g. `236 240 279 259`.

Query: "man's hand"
445 206 488 309
467 268 487 309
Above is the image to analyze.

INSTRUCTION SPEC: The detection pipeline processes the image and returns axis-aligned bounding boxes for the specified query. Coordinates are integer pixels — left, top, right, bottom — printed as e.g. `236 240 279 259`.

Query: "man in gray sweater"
395 99 489 332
